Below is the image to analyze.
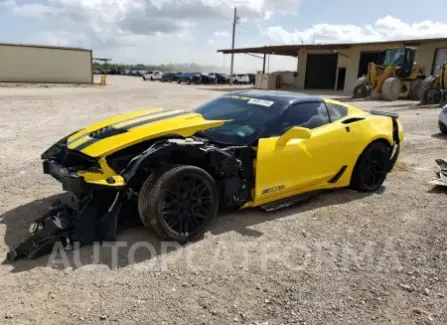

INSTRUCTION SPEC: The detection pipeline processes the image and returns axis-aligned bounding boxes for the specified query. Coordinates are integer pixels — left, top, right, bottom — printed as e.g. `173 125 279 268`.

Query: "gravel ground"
0 76 446 325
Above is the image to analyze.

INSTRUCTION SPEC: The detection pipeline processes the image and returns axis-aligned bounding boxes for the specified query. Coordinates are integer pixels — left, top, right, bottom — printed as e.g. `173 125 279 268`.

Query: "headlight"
442 104 447 113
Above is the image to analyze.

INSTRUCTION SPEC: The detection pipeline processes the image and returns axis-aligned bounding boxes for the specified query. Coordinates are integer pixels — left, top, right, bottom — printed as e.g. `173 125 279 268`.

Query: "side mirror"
277 126 311 146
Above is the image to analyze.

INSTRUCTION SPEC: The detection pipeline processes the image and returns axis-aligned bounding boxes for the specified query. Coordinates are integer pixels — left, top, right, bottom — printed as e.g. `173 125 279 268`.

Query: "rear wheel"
381 77 402 101
418 76 437 103
423 88 443 105
408 78 423 100
350 142 391 192
355 76 367 87
138 165 219 242
353 84 371 98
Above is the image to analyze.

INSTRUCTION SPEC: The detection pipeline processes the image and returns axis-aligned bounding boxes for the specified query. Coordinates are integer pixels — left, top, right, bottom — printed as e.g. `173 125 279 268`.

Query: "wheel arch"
350 137 393 180
349 138 394 190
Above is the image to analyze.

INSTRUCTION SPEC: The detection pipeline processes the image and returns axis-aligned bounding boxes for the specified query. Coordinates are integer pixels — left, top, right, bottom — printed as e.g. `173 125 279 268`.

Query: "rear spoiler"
369 110 399 119
370 110 400 146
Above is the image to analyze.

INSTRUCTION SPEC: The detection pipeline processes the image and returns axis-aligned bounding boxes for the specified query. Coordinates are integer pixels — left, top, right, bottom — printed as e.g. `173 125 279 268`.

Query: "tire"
138 165 219 242
137 167 172 227
381 77 402 101
439 121 447 135
150 77 154 81
423 88 443 105
408 78 423 100
355 76 367 87
418 76 437 103
353 84 371 98
142 76 146 81
350 141 391 192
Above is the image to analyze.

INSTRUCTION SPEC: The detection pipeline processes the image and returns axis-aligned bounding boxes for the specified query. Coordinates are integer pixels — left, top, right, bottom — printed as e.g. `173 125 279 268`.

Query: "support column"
262 53 266 74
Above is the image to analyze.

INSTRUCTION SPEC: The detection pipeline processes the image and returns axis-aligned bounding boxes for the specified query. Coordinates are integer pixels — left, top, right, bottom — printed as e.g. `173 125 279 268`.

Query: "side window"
267 102 330 136
326 103 348 122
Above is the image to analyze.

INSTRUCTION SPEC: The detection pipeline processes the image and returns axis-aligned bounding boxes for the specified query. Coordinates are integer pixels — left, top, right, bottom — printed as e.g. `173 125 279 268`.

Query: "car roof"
230 89 322 104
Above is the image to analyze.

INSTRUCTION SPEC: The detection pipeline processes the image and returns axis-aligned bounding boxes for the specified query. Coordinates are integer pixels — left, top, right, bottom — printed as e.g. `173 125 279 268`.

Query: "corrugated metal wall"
0 44 93 83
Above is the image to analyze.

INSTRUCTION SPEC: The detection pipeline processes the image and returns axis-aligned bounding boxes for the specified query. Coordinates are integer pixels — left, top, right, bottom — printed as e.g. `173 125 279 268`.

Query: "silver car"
439 103 447 134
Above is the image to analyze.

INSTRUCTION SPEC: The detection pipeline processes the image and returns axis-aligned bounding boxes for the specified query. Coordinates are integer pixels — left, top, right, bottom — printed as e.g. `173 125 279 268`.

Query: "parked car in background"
247 73 256 85
177 72 197 84
143 70 163 81
161 72 180 83
200 73 218 85
438 103 447 134
231 74 250 84
191 73 203 84
209 73 230 84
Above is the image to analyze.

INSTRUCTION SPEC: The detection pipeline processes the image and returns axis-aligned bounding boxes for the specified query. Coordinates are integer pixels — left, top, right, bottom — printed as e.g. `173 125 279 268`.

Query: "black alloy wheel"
138 165 218 242
362 147 388 190
351 142 390 192
161 174 212 237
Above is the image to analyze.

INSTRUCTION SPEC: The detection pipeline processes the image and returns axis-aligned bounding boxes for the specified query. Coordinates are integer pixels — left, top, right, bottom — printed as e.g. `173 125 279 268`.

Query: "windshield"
383 48 405 66
194 95 285 145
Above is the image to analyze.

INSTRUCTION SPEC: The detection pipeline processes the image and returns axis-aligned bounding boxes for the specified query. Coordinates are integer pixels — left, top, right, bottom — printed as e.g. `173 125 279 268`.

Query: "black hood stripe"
67 109 177 146
73 111 189 151
122 111 188 130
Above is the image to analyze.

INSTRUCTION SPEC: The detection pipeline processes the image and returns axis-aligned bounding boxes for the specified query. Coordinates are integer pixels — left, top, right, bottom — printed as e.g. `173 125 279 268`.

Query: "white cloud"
214 31 230 37
264 16 447 45
7 1 445 74
2 0 303 72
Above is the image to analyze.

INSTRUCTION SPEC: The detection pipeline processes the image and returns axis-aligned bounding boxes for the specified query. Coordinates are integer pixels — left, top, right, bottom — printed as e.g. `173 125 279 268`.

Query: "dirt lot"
0 76 446 325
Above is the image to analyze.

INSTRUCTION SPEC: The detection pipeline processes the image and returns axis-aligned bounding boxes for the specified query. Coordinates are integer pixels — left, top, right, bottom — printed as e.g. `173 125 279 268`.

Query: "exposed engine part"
166 138 205 145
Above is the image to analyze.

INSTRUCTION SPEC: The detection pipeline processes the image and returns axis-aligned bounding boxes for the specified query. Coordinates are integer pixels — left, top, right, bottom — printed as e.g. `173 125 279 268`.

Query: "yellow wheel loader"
353 47 425 101
419 61 447 106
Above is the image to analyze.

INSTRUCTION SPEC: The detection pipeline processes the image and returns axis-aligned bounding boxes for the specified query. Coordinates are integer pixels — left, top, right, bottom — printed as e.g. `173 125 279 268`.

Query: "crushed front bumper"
43 160 90 195
429 159 447 187
6 160 125 262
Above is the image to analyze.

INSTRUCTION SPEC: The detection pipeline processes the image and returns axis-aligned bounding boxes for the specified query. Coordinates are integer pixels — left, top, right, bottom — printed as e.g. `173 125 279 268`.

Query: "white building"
0 43 93 84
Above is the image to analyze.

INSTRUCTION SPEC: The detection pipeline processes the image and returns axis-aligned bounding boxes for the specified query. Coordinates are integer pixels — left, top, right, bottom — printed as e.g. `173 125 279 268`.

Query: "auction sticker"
247 98 274 107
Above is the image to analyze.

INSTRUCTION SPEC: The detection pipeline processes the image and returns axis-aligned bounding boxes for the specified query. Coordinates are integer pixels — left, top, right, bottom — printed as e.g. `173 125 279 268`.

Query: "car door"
253 101 355 206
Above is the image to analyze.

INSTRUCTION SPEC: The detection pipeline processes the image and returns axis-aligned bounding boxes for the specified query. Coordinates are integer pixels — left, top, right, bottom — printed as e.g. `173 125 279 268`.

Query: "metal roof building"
0 43 93 84
218 37 447 92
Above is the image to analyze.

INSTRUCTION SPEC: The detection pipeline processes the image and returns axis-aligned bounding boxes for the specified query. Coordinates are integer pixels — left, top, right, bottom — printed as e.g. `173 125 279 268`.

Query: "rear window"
326 102 348 121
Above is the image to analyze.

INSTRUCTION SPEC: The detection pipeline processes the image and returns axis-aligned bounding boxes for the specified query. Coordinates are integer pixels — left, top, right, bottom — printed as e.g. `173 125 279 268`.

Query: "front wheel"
350 142 391 192
138 165 219 242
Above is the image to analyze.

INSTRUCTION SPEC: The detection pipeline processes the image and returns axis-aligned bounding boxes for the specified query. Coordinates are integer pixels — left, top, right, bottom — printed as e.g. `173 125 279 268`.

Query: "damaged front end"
6 135 126 262
429 159 447 187
6 131 250 262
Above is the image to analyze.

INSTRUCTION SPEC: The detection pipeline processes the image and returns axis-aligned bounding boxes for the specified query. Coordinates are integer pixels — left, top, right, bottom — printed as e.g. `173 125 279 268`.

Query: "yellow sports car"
7 90 404 261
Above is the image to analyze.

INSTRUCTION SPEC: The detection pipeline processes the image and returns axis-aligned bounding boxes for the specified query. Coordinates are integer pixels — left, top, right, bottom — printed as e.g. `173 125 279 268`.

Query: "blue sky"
1 0 446 72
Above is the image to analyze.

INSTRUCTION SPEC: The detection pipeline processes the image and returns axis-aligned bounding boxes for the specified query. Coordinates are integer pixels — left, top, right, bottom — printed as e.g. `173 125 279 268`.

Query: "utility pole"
230 6 239 85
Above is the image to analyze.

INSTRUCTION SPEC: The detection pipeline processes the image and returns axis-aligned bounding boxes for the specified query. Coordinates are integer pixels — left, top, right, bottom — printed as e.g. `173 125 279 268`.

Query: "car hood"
65 108 227 158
